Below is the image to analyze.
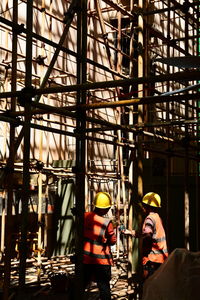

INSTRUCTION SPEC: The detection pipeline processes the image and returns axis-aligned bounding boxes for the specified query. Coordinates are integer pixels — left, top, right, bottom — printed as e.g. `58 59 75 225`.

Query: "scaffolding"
0 0 200 298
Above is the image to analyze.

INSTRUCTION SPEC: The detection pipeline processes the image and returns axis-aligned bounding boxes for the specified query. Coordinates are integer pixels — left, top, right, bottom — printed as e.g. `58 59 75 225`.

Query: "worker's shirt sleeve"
105 221 117 245
142 216 154 235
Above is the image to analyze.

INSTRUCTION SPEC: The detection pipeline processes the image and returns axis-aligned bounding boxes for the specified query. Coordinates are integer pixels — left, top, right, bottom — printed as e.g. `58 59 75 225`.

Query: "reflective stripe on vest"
143 212 168 265
83 212 113 265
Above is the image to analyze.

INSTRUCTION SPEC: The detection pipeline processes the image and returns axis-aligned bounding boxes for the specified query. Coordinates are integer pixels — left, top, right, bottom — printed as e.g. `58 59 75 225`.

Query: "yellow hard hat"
94 192 112 209
142 192 161 208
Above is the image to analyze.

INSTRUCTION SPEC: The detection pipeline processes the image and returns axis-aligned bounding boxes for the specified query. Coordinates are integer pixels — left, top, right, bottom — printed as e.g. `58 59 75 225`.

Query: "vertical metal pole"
1 193 5 254
184 149 190 250
196 155 199 250
196 3 200 251
3 0 18 298
166 0 171 250
37 0 45 281
137 0 144 200
127 0 134 289
184 0 190 250
130 0 144 289
75 0 87 298
19 0 33 288
94 0 115 72
37 171 43 281
117 11 122 73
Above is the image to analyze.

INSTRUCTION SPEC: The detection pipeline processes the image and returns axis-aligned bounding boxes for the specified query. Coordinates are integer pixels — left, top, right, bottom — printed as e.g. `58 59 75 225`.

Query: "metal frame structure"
0 0 200 298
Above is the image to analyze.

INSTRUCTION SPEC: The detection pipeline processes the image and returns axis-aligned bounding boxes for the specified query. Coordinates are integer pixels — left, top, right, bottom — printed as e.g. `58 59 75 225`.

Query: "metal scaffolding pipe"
0 2 199 288
65 92 200 111
74 0 87 298
0 15 127 80
34 0 78 102
30 101 138 134
0 109 179 144
143 2 199 16
103 0 134 18
3 0 18 298
95 0 116 72
18 0 33 289
142 145 200 161
1 71 200 100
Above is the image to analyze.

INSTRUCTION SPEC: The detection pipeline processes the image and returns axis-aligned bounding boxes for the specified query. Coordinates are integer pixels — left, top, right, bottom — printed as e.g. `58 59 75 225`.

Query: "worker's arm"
105 221 117 245
121 217 154 239
121 228 138 237
121 229 152 240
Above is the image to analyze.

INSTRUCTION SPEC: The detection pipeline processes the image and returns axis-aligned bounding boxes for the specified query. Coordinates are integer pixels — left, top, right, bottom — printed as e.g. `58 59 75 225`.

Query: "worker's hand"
102 237 108 244
121 229 136 237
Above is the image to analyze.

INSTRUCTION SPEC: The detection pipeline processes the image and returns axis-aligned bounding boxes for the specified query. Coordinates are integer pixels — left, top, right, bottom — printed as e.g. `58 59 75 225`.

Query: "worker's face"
95 207 110 216
142 203 151 215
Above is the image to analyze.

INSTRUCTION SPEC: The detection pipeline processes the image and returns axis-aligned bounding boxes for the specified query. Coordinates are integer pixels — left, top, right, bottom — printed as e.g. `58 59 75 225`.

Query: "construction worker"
122 192 168 279
83 192 117 300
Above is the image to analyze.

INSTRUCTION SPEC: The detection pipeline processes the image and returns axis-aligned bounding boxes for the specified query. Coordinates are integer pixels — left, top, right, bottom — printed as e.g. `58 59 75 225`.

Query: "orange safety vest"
142 212 168 265
83 212 113 265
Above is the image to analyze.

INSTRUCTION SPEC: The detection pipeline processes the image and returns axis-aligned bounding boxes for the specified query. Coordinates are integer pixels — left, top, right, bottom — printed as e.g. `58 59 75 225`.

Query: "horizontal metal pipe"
0 113 136 148
1 71 200 99
143 2 200 16
143 145 200 161
1 112 197 151
102 0 134 18
66 92 200 111
138 118 200 128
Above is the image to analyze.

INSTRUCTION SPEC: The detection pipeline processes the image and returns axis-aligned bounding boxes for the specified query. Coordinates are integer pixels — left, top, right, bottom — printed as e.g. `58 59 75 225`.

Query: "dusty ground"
8 271 141 300
0 255 142 299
